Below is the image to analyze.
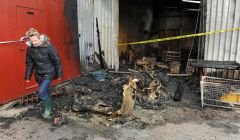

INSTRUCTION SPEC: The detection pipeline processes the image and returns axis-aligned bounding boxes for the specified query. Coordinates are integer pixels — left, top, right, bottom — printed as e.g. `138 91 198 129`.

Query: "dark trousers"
36 79 52 101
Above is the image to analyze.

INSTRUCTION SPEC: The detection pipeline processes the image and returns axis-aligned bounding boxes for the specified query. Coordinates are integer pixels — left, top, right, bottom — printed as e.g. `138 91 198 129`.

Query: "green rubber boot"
42 97 52 119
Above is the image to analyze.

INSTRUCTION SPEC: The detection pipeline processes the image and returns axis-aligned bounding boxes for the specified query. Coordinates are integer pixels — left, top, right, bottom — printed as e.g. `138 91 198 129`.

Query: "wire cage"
201 76 240 109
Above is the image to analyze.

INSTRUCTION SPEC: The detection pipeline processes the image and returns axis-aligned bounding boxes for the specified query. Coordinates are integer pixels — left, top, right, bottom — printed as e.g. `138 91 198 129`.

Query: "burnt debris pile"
69 70 184 116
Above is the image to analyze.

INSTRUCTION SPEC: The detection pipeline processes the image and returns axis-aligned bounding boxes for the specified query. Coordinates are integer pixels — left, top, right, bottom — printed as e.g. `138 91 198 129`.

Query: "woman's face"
29 35 41 47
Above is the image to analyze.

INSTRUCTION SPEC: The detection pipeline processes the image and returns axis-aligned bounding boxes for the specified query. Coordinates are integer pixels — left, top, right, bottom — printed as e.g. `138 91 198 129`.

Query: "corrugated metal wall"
119 3 153 54
77 0 119 71
77 0 95 71
204 0 240 62
153 8 198 50
203 0 240 79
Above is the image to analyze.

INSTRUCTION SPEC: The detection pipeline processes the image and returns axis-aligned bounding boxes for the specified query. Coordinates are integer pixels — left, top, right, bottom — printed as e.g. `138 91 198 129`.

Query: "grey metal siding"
204 0 240 62
77 0 119 71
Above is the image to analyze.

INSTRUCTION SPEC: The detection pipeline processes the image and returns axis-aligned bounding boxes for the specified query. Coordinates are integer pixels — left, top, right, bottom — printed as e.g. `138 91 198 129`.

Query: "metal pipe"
0 40 22 45
0 36 27 45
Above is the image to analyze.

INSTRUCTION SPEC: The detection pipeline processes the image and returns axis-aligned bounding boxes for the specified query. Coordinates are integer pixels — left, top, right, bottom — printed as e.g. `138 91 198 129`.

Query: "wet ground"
1 71 240 140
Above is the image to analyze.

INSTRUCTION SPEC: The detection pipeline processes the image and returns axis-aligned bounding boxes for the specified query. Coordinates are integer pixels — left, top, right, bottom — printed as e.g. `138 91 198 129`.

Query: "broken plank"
191 59 240 65
109 71 131 74
191 59 240 70
167 73 191 77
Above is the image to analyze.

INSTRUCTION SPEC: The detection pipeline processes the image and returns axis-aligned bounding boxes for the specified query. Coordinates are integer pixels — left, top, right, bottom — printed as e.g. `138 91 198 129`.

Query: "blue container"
91 70 107 80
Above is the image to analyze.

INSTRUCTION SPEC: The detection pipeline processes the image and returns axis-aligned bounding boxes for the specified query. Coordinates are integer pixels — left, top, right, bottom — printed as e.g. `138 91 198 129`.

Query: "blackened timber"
95 18 105 69
190 59 240 70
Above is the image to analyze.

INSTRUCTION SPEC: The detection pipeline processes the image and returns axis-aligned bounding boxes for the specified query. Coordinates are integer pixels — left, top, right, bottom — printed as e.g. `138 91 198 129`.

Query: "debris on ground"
52 112 68 126
1 59 240 132
0 65 188 126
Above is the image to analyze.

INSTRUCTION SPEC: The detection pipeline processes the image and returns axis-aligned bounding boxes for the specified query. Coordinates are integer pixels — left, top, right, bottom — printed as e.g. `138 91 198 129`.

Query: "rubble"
148 80 161 100
52 112 68 126
69 67 184 120
0 60 203 128
71 75 123 114
135 57 168 71
1 68 240 133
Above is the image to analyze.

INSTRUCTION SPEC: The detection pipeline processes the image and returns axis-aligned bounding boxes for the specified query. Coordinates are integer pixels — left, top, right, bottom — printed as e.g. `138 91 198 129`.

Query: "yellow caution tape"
118 27 240 46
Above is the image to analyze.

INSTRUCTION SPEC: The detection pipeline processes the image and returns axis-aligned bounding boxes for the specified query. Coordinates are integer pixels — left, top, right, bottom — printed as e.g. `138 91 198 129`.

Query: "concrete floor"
1 116 240 140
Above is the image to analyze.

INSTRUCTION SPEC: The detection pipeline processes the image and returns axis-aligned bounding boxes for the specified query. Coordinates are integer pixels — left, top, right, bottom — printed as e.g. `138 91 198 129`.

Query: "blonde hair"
26 28 40 38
